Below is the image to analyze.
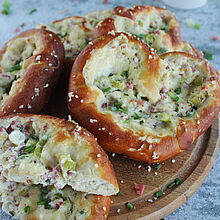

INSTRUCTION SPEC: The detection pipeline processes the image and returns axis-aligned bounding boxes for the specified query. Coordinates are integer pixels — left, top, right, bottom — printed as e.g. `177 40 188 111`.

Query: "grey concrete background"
0 0 219 219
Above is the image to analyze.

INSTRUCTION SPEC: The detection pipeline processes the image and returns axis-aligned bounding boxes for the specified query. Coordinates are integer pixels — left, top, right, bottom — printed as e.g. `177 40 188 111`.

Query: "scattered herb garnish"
2 0 10 15
29 8 37 15
9 64 21 72
138 20 143 27
124 93 129 96
133 112 141 120
117 190 121 196
57 32 68 38
125 117 134 122
9 211 14 216
174 87 181 95
168 92 179 102
102 87 111 93
80 211 85 215
126 202 134 211
175 178 181 186
110 106 117 111
37 198 51 205
139 120 144 125
29 134 39 141
167 182 176 189
24 206 30 213
155 163 162 170
161 24 169 33
121 70 128 78
194 24 200 30
157 48 167 55
118 108 127 114
24 145 36 153
203 51 213 60
155 190 163 198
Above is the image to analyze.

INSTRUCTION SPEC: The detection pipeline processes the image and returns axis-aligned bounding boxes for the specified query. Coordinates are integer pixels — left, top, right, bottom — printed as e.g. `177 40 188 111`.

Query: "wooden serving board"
41 84 219 220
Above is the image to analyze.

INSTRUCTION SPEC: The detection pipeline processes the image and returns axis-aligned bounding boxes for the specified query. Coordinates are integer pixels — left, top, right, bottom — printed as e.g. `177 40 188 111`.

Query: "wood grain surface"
41 84 219 220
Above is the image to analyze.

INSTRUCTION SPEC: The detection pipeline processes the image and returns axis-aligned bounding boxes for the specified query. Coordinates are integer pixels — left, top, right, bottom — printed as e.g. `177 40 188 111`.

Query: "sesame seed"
13 109 16 112
102 128 105 130
80 100 84 103
49 34 53 37
45 68 49 71
18 105 24 109
115 138 119 141
49 63 52 66
182 121 186 124
199 129 202 132
75 95 79 98
116 209 121 213
171 159 176 163
149 55 152 59
149 144 152 150
152 152 159 160
112 153 115 157
185 128 188 132
147 165 151 172
89 119 97 123
109 132 112 135
137 165 142 168
94 164 98 168
97 154 101 158
148 199 153 202
88 42 93 45
95 138 97 141
197 120 200 125
103 207 106 211
120 180 123 183
43 83 49 88
155 172 158 175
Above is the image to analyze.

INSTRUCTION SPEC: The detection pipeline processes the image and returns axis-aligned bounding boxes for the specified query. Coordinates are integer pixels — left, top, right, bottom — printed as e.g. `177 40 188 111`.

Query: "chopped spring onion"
29 134 39 141
167 182 176 189
174 87 181 95
37 198 51 206
29 8 37 15
9 64 21 72
24 206 30 213
155 163 162 170
194 24 200 30
102 87 111 93
175 178 181 186
155 190 163 198
138 20 143 27
24 145 36 153
139 120 144 125
126 202 134 211
2 0 10 15
117 190 121 196
168 92 179 102
118 108 127 114
58 32 68 38
125 117 134 122
110 106 117 111
161 24 169 32
203 51 213 60
121 70 128 78
134 113 141 120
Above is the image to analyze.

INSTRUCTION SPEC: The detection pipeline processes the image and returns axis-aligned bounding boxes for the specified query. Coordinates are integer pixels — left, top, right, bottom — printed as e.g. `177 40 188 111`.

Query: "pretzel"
68 32 219 163
0 29 65 116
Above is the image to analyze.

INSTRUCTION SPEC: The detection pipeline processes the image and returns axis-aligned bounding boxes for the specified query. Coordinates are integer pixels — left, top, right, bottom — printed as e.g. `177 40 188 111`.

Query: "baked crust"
68 32 219 163
93 5 200 56
0 29 65 116
0 114 119 195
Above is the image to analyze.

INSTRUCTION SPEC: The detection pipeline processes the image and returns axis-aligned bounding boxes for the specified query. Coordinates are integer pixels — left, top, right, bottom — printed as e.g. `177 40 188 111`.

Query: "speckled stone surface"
0 0 219 219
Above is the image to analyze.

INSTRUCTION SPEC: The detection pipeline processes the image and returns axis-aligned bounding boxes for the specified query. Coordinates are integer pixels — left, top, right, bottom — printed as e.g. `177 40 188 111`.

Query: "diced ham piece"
134 183 145 195
126 81 134 90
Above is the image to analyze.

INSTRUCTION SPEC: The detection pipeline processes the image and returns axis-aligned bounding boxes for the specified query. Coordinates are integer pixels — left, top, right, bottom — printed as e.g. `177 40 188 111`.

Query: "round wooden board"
41 85 219 220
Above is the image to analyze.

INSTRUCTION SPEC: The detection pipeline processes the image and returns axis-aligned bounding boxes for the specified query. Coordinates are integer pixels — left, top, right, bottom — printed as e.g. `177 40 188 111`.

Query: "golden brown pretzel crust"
0 29 65 116
68 33 219 163
93 5 183 49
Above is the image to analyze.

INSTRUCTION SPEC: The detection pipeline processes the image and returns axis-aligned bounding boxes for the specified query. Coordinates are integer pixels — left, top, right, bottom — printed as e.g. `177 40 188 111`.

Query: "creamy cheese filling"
0 179 93 220
83 37 216 137
0 116 117 195
112 9 178 54
0 37 36 104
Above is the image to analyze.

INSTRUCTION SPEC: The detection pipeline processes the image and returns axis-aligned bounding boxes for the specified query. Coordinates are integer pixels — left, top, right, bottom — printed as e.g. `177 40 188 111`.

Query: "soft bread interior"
82 35 217 139
0 115 118 196
0 178 102 220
